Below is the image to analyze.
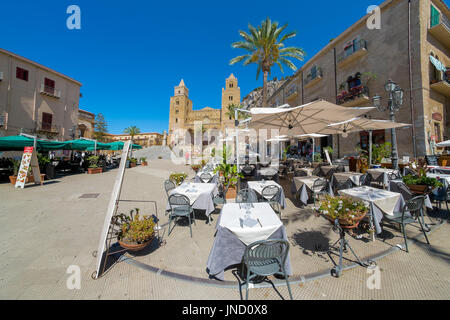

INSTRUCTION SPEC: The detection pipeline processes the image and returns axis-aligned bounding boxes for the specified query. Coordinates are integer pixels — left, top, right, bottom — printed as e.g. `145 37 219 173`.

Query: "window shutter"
431 5 440 27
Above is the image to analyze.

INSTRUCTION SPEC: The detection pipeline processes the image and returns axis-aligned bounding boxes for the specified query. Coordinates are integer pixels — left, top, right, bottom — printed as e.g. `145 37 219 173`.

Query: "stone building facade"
267 0 449 158
104 132 165 148
0 48 82 140
168 74 240 145
77 109 95 139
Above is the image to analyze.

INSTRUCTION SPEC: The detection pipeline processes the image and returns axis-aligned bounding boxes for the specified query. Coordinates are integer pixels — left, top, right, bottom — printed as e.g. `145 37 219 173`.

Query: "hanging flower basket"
318 195 368 229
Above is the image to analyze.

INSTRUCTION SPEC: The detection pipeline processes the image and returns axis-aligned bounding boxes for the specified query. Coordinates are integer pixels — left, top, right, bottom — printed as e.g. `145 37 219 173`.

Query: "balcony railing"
37 122 60 134
429 14 450 49
431 12 450 29
337 39 368 66
337 85 370 106
285 84 298 99
304 68 323 88
40 84 61 98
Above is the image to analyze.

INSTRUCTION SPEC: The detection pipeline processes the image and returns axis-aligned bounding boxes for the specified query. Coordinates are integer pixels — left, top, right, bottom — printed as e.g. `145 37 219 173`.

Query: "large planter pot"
323 210 368 229
348 158 361 173
9 176 17 185
226 186 237 200
141 162 148 166
118 236 154 252
130 162 137 168
88 167 103 174
407 184 429 194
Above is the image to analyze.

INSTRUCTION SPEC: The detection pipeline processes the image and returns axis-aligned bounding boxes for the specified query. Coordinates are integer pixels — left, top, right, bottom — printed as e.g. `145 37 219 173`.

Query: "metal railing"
38 121 60 133
430 12 450 30
40 84 61 98
285 84 298 98
304 68 323 85
337 39 368 64
336 85 370 105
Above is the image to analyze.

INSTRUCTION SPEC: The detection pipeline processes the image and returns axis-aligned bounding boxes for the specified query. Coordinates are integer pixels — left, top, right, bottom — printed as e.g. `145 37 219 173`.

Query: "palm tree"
230 17 306 107
225 103 250 120
123 126 141 141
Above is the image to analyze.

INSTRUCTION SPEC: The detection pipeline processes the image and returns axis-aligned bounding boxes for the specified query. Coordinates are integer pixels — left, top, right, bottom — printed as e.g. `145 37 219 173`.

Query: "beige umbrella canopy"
318 117 411 136
248 100 375 136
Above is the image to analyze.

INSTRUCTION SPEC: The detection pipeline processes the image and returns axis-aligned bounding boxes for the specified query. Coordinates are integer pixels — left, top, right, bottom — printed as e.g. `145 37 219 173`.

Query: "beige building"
105 132 165 147
77 109 95 139
0 48 82 140
267 0 449 158
168 74 240 145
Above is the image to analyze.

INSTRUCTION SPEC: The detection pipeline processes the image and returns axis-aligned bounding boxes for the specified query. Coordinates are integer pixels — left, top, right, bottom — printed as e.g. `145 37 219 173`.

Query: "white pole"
312 138 315 162
235 110 239 173
369 130 373 167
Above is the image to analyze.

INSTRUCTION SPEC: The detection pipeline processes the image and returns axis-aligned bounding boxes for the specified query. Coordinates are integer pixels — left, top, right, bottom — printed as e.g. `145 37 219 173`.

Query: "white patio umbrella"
436 140 450 148
248 100 375 136
318 117 411 165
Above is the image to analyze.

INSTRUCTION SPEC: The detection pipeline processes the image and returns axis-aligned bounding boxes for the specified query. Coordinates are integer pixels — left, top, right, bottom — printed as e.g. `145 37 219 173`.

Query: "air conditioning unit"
0 72 3 81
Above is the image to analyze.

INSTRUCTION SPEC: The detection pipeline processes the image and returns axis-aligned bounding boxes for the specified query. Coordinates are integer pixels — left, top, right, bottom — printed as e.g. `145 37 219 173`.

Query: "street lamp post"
372 79 404 170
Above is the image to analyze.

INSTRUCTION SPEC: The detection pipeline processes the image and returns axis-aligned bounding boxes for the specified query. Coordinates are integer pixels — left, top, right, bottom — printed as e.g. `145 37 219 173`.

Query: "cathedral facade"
168 74 240 145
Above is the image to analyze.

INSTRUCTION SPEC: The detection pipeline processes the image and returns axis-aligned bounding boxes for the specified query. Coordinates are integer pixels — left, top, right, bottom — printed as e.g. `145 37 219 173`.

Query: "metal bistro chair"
236 188 258 204
312 178 329 208
261 168 278 181
240 239 293 300
333 179 353 196
199 172 213 183
431 178 450 214
241 165 255 177
388 171 402 181
164 179 177 215
359 173 372 187
325 168 338 181
168 194 196 237
261 185 282 216
312 166 321 177
383 195 430 252
213 181 230 207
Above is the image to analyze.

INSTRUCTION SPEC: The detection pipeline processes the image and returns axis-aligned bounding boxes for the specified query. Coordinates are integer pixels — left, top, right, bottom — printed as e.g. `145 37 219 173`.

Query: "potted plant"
140 157 148 166
371 142 391 167
318 195 368 229
191 164 201 173
169 172 188 186
214 163 243 199
128 157 137 168
114 208 156 251
87 155 103 174
402 159 442 194
8 159 21 185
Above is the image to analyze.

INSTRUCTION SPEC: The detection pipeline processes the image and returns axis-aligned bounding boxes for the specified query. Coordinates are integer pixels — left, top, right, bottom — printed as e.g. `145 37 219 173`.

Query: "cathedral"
168 74 241 145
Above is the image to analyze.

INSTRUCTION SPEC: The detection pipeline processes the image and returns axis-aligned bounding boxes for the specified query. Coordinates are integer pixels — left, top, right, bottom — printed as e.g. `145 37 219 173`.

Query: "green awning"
104 141 142 151
0 135 35 151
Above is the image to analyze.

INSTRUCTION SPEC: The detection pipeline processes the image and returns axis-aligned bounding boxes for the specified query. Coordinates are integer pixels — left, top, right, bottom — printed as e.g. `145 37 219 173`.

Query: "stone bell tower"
221 74 241 131
168 79 192 145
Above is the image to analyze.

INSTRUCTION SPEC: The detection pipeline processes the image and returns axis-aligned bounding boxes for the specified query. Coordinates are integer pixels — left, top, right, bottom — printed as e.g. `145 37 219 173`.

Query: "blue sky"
1 0 426 134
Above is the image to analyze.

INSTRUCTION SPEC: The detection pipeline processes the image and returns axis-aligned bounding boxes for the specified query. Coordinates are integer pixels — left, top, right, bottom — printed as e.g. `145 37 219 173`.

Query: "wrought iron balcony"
40 84 61 98
304 68 323 88
429 14 450 49
336 85 370 107
337 39 368 68
37 121 60 134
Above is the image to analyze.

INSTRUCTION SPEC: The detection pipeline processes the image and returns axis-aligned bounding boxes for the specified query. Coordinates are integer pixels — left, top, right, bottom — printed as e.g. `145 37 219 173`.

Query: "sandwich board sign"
324 149 332 166
15 146 41 189
94 140 131 278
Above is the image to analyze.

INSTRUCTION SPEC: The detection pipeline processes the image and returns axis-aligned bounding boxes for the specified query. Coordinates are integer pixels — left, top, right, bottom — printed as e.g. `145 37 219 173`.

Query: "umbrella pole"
312 138 315 162
235 110 240 175
369 130 372 167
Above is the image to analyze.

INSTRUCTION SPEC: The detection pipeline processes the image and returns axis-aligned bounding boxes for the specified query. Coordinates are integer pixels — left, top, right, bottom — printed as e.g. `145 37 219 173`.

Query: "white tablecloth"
166 182 218 216
291 176 322 205
428 166 450 175
427 173 450 185
247 180 287 208
339 186 405 234
218 203 282 246
194 170 219 184
367 168 399 186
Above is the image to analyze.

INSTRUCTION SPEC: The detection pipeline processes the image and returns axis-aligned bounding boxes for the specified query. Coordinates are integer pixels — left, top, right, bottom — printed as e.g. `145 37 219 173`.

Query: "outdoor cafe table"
206 202 292 281
320 165 338 177
294 167 314 177
194 170 219 184
388 180 434 209
329 172 363 196
256 167 279 181
339 186 405 240
247 180 287 208
291 176 322 205
367 168 399 187
166 182 218 222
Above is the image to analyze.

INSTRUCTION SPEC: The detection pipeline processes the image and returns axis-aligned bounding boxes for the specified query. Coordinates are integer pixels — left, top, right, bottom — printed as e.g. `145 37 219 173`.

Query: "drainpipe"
333 47 340 159
408 0 417 158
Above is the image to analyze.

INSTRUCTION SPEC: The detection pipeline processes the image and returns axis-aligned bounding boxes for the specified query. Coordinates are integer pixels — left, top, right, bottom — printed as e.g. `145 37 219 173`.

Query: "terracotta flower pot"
407 184 429 194
88 167 103 174
118 236 154 252
9 176 17 185
130 162 137 168
141 162 148 166
226 186 237 200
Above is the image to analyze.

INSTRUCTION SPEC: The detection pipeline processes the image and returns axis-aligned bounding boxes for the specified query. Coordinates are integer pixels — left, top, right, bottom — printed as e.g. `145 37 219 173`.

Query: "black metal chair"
213 181 229 207
168 194 196 237
164 179 176 196
383 195 430 252
241 165 255 177
312 178 329 208
336 165 346 172
312 166 321 176
261 185 282 216
333 179 353 196
236 188 258 204
430 178 449 213
199 172 213 183
359 173 372 187
240 239 293 300
325 168 338 181
388 171 402 181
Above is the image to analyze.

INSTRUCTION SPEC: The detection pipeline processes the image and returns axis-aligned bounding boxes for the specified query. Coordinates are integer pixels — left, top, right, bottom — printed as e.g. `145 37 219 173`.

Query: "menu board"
15 147 41 189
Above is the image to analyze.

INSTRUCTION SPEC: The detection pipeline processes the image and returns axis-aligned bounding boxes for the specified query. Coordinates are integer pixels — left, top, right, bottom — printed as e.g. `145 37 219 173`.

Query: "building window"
229 83 233 88
229 96 233 101
431 5 440 28
16 67 29 81
175 118 178 123
175 109 179 114
176 100 179 105
44 78 55 95
42 112 53 130
360 130 385 151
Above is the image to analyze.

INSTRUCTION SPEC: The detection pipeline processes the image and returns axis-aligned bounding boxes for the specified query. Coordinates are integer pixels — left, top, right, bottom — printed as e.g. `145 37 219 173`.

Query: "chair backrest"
325 168 338 180
200 172 213 183
312 166 321 176
244 239 289 271
403 167 417 176
261 185 280 201
335 180 353 193
241 165 254 176
262 168 278 180
236 188 258 203
168 193 191 213
402 195 425 219
164 179 176 195
436 178 449 199
359 173 371 186
312 178 328 193
337 165 346 172
388 171 401 181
